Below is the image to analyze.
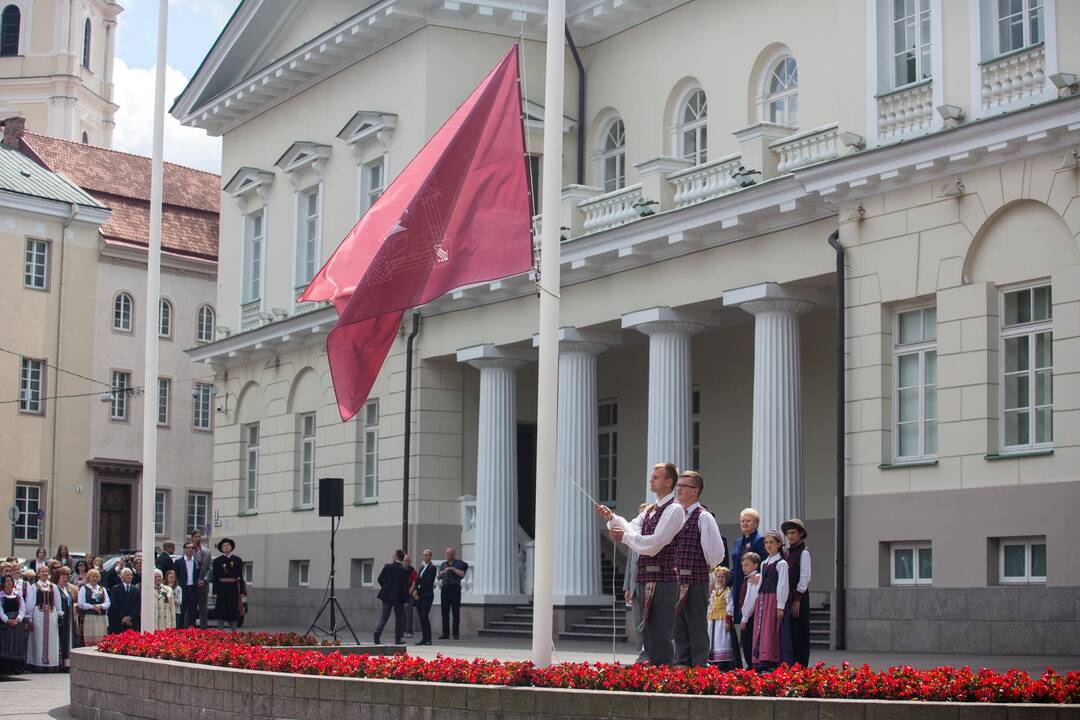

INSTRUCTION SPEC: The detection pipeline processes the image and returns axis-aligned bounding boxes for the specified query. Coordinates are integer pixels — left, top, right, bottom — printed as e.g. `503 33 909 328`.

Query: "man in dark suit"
373 549 409 645
191 530 213 628
107 568 141 634
411 548 437 645
155 542 175 578
173 541 201 629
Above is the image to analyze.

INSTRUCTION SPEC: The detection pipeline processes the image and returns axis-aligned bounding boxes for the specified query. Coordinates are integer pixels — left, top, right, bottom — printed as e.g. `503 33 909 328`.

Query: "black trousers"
739 615 755 668
416 596 433 642
373 600 404 643
179 585 200 628
673 583 709 667
639 581 677 666
790 595 811 666
440 585 461 638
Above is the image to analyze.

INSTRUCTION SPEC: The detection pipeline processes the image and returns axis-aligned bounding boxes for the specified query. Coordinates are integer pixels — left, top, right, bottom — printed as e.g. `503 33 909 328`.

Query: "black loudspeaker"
318 477 344 517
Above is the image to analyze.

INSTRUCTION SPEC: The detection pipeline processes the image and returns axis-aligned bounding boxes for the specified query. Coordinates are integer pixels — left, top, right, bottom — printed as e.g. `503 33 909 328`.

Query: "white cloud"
112 57 222 174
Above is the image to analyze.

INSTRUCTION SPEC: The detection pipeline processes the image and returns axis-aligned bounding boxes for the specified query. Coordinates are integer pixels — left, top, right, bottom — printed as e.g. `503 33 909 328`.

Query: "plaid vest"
673 506 711 585
635 498 678 583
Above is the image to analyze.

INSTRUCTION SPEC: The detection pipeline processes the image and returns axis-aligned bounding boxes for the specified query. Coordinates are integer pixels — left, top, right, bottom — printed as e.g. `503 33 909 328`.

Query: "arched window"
599 118 625 193
158 298 173 338
0 5 20 57
82 18 91 69
676 89 708 165
81 131 89 144
196 304 215 343
113 292 133 331
765 56 799 126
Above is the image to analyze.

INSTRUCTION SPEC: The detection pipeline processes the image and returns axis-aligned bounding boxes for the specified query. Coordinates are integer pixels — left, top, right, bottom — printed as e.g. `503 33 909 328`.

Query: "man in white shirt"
174 541 200 629
596 462 685 666
782 518 812 666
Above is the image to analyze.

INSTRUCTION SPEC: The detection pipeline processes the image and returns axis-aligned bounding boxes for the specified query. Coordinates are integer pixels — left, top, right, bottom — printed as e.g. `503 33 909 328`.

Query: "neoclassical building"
176 0 1080 653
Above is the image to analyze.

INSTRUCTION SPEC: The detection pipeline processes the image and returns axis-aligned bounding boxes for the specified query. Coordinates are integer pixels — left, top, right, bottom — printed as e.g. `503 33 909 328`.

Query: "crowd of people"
601 463 812 670
0 530 247 674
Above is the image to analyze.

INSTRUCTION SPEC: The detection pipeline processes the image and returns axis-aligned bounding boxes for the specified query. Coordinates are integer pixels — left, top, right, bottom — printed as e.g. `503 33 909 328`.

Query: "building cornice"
0 191 110 224
186 305 337 367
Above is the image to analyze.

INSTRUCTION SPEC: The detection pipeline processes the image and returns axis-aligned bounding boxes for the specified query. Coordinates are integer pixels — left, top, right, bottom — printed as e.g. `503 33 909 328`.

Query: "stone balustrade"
770 123 840 174
531 213 542 239
240 300 261 331
578 183 645 234
877 81 934 141
668 153 743 207
981 44 1046 112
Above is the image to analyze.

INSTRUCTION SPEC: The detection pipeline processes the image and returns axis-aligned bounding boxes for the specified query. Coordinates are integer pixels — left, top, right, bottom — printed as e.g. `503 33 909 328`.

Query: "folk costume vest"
785 542 808 603
673 506 711 585
635 497 678 584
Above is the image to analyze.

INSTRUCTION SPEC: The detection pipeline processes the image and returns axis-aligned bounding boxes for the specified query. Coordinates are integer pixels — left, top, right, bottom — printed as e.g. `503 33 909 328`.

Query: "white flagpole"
140 0 168 630
531 0 566 667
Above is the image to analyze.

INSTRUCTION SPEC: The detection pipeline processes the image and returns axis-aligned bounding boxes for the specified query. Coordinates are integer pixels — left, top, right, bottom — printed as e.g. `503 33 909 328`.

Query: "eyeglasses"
675 483 699 490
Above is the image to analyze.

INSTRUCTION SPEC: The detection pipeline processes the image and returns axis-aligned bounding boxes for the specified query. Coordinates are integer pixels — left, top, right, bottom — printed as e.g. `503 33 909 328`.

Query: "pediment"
336 111 398 147
223 166 274 198
274 142 332 177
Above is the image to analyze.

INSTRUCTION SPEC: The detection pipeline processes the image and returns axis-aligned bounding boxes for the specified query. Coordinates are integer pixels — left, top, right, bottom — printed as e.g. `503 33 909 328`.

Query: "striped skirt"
750 591 792 669
0 621 29 662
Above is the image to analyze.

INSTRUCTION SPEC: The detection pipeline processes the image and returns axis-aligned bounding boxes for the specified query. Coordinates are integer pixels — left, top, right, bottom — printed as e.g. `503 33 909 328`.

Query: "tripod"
305 515 359 643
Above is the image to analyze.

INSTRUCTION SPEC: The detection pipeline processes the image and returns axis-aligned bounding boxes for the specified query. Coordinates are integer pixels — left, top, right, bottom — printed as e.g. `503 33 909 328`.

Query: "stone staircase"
810 599 831 649
478 602 537 638
558 605 628 642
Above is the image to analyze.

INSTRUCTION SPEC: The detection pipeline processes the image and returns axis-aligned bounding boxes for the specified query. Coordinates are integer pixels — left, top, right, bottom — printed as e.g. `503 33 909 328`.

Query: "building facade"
175 0 1080 653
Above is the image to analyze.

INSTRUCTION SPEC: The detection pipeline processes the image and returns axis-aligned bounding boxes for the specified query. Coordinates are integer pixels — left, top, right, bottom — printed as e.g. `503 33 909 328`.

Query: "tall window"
19 357 44 414
599 118 625 193
597 400 618 506
1001 284 1052 450
360 158 385 217
157 377 170 426
24 239 48 289
766 57 799 126
0 5 20 56
196 304 215 343
890 542 932 586
110 370 131 420
82 18 91 69
677 89 708 165
692 388 702 470
893 0 932 87
14 483 40 542
360 401 378 501
158 298 173 338
113 292 134 331
526 154 541 216
242 210 264 304
185 491 209 536
999 537 1046 584
997 0 1043 56
242 562 254 584
193 383 213 431
298 413 316 507
154 490 167 536
894 306 938 460
295 187 320 290
242 423 259 512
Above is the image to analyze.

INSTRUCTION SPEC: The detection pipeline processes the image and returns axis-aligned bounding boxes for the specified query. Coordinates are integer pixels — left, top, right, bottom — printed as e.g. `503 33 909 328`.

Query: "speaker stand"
305 515 359 644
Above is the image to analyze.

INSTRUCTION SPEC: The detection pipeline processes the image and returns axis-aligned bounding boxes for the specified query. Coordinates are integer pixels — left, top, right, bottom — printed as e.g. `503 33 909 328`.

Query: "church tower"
0 0 122 147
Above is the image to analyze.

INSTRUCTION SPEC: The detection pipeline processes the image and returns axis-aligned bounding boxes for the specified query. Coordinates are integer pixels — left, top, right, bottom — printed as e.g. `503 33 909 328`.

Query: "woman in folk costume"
153 570 175 630
25 564 64 672
54 566 78 666
77 569 110 647
750 529 793 671
706 565 737 669
0 574 29 674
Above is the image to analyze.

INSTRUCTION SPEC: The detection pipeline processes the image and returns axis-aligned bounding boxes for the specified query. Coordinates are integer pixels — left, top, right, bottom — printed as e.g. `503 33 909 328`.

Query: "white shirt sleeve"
609 504 686 557
697 511 726 569
797 550 811 595
775 559 790 610
101 586 111 611
53 586 63 618
741 576 759 621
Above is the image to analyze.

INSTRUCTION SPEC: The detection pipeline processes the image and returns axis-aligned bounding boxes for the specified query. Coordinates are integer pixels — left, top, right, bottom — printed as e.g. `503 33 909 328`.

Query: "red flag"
300 46 533 421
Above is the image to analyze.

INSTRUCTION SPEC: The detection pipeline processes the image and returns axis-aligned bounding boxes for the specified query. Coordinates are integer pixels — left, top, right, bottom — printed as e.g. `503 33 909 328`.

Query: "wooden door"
98 482 132 553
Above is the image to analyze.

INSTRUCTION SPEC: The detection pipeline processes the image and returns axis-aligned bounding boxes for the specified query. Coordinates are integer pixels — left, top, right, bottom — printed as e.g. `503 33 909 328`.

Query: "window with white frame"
766 56 799 126
598 118 625 193
157 377 170 426
692 388 702 470
242 562 254 584
193 383 213 431
295 186 320 291
242 210 264 304
19 357 44 414
1001 284 1052 450
355 558 374 587
113 292 133 331
359 157 385 217
110 370 131 421
290 560 310 587
894 306 938 460
242 423 259 512
892 0 932 87
677 89 708 165
999 537 1046 584
996 0 1043 56
890 542 932 585
597 400 618 506
186 491 209 536
0 5 21 57
196 304 215 343
298 413 316 507
158 298 172 338
360 401 378 501
24 239 48 289
82 18 91 69
154 490 168 536
14 482 40 542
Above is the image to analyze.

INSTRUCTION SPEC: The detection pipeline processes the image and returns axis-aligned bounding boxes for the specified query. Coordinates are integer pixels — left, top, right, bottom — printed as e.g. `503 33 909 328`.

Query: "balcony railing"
669 153 743 208
578 183 645 234
240 301 261 331
981 44 1046 112
771 123 840 174
878 81 934 141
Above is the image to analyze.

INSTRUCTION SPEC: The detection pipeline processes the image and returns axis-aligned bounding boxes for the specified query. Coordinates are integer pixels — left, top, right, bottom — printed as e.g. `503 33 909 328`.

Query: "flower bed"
96 629 1079 704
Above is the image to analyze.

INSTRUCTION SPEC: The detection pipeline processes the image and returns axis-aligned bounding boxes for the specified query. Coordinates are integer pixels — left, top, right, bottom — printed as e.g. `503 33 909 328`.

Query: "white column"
458 345 532 597
622 307 704 499
724 283 815 533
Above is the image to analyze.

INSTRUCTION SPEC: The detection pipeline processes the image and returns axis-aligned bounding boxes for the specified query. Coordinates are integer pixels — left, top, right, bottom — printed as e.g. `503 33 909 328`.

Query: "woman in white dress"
77 569 110 646
165 569 182 629
153 570 175 630
25 565 63 672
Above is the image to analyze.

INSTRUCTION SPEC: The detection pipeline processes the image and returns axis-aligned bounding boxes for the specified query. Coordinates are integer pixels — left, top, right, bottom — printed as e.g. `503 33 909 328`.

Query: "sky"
111 0 241 174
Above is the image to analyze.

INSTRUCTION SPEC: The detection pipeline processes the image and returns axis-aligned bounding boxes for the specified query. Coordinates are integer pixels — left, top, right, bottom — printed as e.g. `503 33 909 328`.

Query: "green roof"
0 144 106 208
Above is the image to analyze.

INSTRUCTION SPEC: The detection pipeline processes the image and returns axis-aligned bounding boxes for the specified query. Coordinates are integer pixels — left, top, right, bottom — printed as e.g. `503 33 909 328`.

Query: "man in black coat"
155 542 175 578
411 548 437 645
173 541 201 629
107 568 141 634
373 549 409 645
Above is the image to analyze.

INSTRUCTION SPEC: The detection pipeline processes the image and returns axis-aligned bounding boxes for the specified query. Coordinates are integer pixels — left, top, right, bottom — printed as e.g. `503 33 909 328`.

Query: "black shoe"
373 637 382 645
452 635 460 640
415 640 431 646
437 635 449 639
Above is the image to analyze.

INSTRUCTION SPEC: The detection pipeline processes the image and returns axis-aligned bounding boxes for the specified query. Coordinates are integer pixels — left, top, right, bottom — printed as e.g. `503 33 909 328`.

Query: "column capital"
456 344 534 370
723 282 823 316
532 327 621 355
621 306 708 336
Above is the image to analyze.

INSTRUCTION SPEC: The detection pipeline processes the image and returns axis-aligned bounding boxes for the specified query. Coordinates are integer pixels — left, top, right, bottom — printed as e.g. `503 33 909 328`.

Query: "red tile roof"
20 132 220 261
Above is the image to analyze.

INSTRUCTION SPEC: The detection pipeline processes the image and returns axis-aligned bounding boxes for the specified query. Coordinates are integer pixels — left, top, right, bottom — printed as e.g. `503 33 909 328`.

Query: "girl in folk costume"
0 574 29 674
77 569 110 647
165 570 182 629
706 566 737 669
25 565 64 672
750 530 793 671
54 566 78 667
153 570 175 630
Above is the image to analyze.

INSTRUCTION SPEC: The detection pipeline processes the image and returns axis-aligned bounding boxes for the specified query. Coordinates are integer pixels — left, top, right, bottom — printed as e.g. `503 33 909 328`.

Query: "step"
558 631 629 641
486 621 535 629
478 628 532 637
502 613 534 622
513 605 534 612
570 624 625 633
585 615 626 623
